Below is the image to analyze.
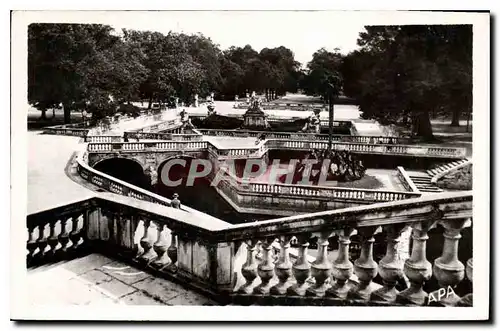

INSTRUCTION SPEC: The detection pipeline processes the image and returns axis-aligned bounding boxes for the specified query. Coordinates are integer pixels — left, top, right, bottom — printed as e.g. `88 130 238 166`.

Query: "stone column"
271 236 294 294
348 227 379 301
432 218 470 306
306 231 333 297
371 224 408 303
288 234 312 296
239 239 259 294
397 221 436 306
328 228 355 299
254 238 276 294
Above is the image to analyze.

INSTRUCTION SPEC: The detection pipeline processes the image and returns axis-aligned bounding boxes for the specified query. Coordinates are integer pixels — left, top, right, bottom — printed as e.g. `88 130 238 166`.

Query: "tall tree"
29 23 147 123
342 25 472 140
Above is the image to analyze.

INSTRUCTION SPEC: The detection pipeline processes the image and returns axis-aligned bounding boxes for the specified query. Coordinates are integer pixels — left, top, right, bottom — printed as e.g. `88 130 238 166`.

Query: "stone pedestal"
242 97 270 130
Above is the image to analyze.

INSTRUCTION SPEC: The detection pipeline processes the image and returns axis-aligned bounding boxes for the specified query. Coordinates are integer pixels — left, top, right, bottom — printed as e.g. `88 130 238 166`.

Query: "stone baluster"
288 234 312 296
139 219 156 263
27 225 38 264
271 236 294 294
35 223 48 261
239 239 259 294
371 224 408 303
46 220 59 259
432 218 470 306
166 231 178 271
253 238 276 294
152 222 170 268
306 231 333 297
348 227 379 300
397 221 436 305
69 214 83 253
327 228 355 299
59 217 71 255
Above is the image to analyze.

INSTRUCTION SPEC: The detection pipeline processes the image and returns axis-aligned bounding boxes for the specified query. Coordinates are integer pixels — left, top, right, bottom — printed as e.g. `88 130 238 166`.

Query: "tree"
302 48 343 100
29 23 147 123
342 25 472 140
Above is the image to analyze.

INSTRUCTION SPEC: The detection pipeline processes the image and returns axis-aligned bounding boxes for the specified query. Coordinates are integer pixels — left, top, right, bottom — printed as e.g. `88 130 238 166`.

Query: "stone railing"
128 118 182 133
84 135 123 143
218 171 421 204
397 166 420 193
266 140 467 159
27 191 473 306
197 129 411 144
220 191 473 306
86 137 467 161
87 141 208 153
431 159 473 184
125 131 203 142
42 123 89 137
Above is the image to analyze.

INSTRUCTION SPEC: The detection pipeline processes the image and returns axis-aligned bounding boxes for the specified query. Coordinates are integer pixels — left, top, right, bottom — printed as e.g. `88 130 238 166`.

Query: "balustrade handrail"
196 128 410 143
397 166 420 192
216 190 472 240
27 189 472 242
431 158 473 184
222 170 421 196
86 136 467 160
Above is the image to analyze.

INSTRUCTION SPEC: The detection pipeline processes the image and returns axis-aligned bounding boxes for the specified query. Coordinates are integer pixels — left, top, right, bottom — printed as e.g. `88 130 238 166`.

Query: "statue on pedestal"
179 109 195 133
194 94 199 107
246 93 250 103
174 97 179 108
300 109 322 134
207 101 216 116
242 96 270 130
210 92 215 102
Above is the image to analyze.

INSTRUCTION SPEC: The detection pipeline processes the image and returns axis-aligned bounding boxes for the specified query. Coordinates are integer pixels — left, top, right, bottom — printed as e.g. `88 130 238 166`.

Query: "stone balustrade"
87 141 208 153
87 137 466 161
43 123 89 137
27 191 473 306
218 171 421 205
397 166 420 192
85 135 123 143
196 129 411 145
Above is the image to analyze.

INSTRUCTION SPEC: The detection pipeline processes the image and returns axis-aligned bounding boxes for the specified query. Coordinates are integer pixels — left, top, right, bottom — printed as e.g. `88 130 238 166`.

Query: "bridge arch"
93 157 151 190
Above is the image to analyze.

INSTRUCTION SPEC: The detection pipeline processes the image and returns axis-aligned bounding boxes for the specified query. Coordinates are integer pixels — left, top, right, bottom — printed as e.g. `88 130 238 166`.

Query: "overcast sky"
109 11 367 66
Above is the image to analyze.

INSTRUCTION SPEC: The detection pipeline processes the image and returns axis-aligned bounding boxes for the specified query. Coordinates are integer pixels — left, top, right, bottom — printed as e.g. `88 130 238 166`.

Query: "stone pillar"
348 227 379 301
288 234 312 296
306 231 333 297
432 219 470 306
371 224 408 303
239 239 259 294
271 236 294 294
397 221 436 306
254 238 276 294
328 228 355 299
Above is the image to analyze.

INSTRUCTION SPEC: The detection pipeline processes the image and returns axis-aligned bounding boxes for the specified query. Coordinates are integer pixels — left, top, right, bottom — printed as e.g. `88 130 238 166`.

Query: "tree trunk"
451 108 461 126
147 96 153 110
40 108 47 120
63 104 71 124
265 89 269 102
52 108 55 119
414 111 434 141
328 94 334 153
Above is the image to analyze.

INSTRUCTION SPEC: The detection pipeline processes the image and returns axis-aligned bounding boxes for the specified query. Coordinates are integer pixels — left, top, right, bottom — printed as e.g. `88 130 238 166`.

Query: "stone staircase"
408 173 443 193
426 159 470 177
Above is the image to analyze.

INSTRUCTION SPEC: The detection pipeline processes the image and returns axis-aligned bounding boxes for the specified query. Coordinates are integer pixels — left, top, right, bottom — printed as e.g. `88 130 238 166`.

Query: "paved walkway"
28 131 95 214
27 254 215 306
